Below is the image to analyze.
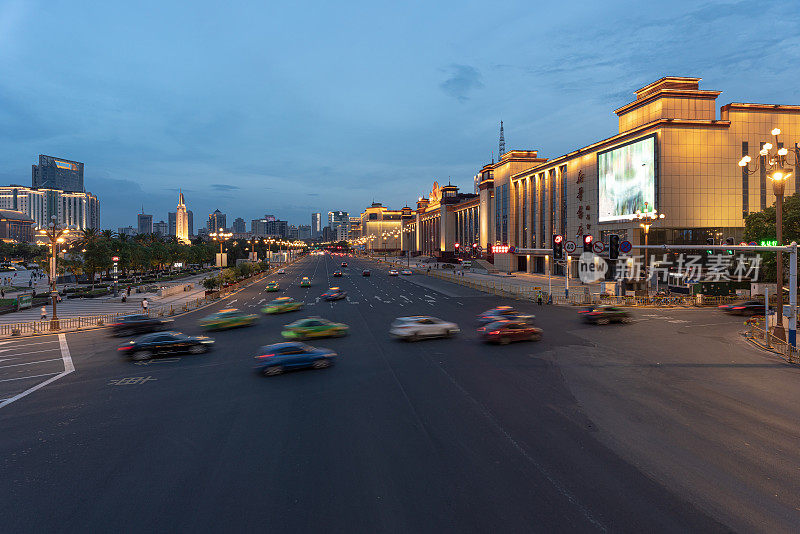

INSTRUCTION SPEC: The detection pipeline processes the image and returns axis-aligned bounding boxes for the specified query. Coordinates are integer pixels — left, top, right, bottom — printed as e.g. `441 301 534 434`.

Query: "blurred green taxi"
266 281 280 292
281 317 349 340
300 277 311 287
199 308 258 330
263 297 303 314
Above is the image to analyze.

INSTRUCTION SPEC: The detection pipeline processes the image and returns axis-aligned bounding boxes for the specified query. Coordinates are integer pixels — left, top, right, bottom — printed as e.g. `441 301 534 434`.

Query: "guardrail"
743 317 798 363
0 268 274 338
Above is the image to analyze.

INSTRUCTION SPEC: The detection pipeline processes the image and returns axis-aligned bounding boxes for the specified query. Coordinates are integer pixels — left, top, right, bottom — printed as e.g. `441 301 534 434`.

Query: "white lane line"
0 339 60 349
400 295 411 301
0 372 60 383
258 299 266 304
0 334 75 410
0 358 62 370
1 348 63 358
228 299 238 305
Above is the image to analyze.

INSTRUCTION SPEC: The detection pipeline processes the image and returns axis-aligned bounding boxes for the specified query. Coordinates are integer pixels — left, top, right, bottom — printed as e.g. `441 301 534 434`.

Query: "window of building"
741 141 749 218
559 165 567 237
759 141 767 211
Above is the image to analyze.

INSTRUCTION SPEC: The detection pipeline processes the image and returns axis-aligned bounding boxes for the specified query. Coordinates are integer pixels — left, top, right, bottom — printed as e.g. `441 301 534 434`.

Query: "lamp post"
739 128 797 340
37 217 70 330
632 203 665 296
209 228 233 267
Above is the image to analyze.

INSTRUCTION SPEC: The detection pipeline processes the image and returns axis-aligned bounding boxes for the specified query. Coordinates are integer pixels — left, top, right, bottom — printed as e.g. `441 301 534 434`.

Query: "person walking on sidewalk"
142 298 149 315
40 306 47 320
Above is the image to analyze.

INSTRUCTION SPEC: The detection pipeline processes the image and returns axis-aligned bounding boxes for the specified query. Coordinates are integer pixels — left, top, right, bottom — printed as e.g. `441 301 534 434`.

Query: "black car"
362 269 371 276
578 305 632 324
341 262 348 267
109 314 173 336
332 270 343 277
719 300 767 316
117 331 215 361
322 287 347 301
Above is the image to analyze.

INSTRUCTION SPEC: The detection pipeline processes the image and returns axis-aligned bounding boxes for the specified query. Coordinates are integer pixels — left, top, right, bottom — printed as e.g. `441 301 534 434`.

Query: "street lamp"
37 216 70 330
739 128 797 340
632 203 665 296
209 228 233 267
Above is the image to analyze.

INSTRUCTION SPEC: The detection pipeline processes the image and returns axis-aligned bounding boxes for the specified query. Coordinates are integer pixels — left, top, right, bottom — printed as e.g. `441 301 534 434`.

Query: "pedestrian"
126 286 131 297
40 306 47 320
537 294 543 306
0 288 4 298
142 298 149 314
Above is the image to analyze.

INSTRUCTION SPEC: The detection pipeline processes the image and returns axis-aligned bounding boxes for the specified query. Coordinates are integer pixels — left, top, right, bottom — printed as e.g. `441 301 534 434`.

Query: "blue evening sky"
1 0 798 230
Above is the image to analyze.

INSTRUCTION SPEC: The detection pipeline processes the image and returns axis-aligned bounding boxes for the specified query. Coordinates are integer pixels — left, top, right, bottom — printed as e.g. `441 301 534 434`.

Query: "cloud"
210 184 240 191
439 64 483 102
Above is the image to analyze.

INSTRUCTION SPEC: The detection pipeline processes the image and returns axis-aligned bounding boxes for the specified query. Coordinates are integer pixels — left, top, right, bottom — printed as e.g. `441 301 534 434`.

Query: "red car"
478 320 542 344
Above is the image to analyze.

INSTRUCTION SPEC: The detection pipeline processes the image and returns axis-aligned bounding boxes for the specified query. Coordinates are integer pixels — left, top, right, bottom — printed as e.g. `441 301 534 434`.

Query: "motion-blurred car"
277 268 285 274
109 314 173 337
718 300 767 316
282 317 349 340
118 331 215 361
476 306 534 326
332 270 343 277
255 342 336 376
401 269 412 276
266 281 280 292
578 305 632 324
389 269 399 276
262 297 303 314
478 320 542 344
300 277 311 287
341 262 348 267
322 287 347 301
199 309 258 330
390 316 460 341
362 269 371 276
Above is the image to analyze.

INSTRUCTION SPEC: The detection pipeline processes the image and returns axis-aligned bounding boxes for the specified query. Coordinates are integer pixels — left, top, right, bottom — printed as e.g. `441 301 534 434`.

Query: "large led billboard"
598 135 656 222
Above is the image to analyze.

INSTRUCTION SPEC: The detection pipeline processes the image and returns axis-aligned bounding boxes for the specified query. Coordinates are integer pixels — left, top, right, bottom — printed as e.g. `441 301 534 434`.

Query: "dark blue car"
254 342 337 376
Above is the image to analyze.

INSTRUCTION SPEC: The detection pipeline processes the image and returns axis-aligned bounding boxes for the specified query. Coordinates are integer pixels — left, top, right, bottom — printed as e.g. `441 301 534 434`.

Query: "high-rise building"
328 211 349 241
232 217 246 234
267 220 288 238
138 213 153 234
168 212 176 236
31 155 84 192
118 226 135 237
299 225 312 239
187 210 193 237
176 190 189 243
264 214 276 222
287 225 299 239
208 209 226 232
311 213 322 237
251 218 267 236
153 220 168 236
0 186 100 230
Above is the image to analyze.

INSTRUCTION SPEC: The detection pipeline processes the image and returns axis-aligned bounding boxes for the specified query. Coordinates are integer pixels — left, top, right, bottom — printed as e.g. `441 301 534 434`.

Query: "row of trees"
744 192 800 282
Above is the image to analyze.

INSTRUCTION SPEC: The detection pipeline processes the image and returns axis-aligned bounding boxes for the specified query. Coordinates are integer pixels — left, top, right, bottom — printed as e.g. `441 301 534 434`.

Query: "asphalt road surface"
1 253 798 533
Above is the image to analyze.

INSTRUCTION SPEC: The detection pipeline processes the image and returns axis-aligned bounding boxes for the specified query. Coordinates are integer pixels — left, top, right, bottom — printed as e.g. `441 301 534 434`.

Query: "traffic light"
583 234 593 252
552 234 563 259
724 237 734 254
609 234 620 259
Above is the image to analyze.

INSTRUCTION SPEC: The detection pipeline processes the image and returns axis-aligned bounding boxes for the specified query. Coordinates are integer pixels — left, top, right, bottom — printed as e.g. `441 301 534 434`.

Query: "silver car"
390 316 460 341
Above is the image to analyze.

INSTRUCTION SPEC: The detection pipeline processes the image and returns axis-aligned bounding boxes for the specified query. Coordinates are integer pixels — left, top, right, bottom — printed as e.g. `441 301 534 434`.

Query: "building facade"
311 213 322 237
31 155 84 192
176 191 189 243
137 213 153 234
232 217 246 234
358 202 401 252
0 210 35 243
0 186 100 231
481 77 800 274
208 209 227 232
118 226 135 237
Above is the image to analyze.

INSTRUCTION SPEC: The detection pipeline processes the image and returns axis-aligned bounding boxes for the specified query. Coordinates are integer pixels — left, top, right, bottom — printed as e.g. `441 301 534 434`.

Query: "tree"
743 193 800 283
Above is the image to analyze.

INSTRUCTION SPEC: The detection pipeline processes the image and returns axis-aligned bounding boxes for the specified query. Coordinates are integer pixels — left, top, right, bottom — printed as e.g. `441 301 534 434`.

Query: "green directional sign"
760 240 778 247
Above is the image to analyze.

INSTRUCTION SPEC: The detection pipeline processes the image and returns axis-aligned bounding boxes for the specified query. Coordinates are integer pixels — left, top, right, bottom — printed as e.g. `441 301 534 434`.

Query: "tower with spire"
175 189 189 244
499 120 505 158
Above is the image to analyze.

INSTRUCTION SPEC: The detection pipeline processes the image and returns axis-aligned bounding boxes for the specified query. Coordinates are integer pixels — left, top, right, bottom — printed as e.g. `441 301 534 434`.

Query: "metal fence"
0 269 272 338
743 317 799 364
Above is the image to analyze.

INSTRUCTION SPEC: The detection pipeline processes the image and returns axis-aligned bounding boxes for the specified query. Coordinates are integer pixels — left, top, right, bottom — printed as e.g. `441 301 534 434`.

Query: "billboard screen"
598 135 656 222
54 159 79 171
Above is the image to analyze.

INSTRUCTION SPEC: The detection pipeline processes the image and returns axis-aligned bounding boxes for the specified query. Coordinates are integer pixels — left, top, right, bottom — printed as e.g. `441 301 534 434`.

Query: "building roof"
0 210 35 223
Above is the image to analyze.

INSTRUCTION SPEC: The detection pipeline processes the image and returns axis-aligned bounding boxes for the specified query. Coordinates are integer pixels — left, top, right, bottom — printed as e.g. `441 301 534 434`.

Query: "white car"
389 316 460 341
277 268 285 274
401 269 412 276
389 269 399 276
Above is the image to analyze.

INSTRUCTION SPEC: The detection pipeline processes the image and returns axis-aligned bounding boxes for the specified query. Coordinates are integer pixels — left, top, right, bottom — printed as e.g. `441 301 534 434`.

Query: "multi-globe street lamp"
739 128 797 339
632 203 665 295
37 216 71 330
209 228 233 267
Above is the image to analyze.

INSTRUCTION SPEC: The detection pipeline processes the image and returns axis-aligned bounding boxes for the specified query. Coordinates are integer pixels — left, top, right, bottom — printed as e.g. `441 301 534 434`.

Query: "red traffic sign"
592 241 605 254
112 256 119 262
554 235 563 244
564 240 576 253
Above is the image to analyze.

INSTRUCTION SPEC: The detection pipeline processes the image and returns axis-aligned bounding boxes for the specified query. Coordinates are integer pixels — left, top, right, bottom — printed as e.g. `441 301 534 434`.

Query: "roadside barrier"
743 317 798 364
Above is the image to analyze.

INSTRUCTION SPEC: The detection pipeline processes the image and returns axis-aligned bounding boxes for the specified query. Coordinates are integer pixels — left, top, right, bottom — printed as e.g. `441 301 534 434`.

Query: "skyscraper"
153 220 168 236
311 213 322 237
208 209 226 232
176 190 189 243
232 217 246 234
168 212 177 236
187 210 193 237
31 155 84 192
137 213 153 234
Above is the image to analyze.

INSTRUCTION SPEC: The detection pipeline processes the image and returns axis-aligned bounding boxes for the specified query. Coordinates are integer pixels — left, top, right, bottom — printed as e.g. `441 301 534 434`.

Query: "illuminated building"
0 210 35 243
175 190 190 243
479 76 800 274
31 155 84 192
357 203 402 252
0 186 100 231
207 209 226 232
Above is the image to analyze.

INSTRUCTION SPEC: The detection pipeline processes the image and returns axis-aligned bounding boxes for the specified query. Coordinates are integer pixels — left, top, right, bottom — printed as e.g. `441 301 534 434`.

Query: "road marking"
134 357 181 366
667 319 689 323
0 372 60 383
0 358 62 370
108 376 158 385
228 299 238 305
0 334 74 410
0 348 64 358
258 299 266 304
400 295 411 301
